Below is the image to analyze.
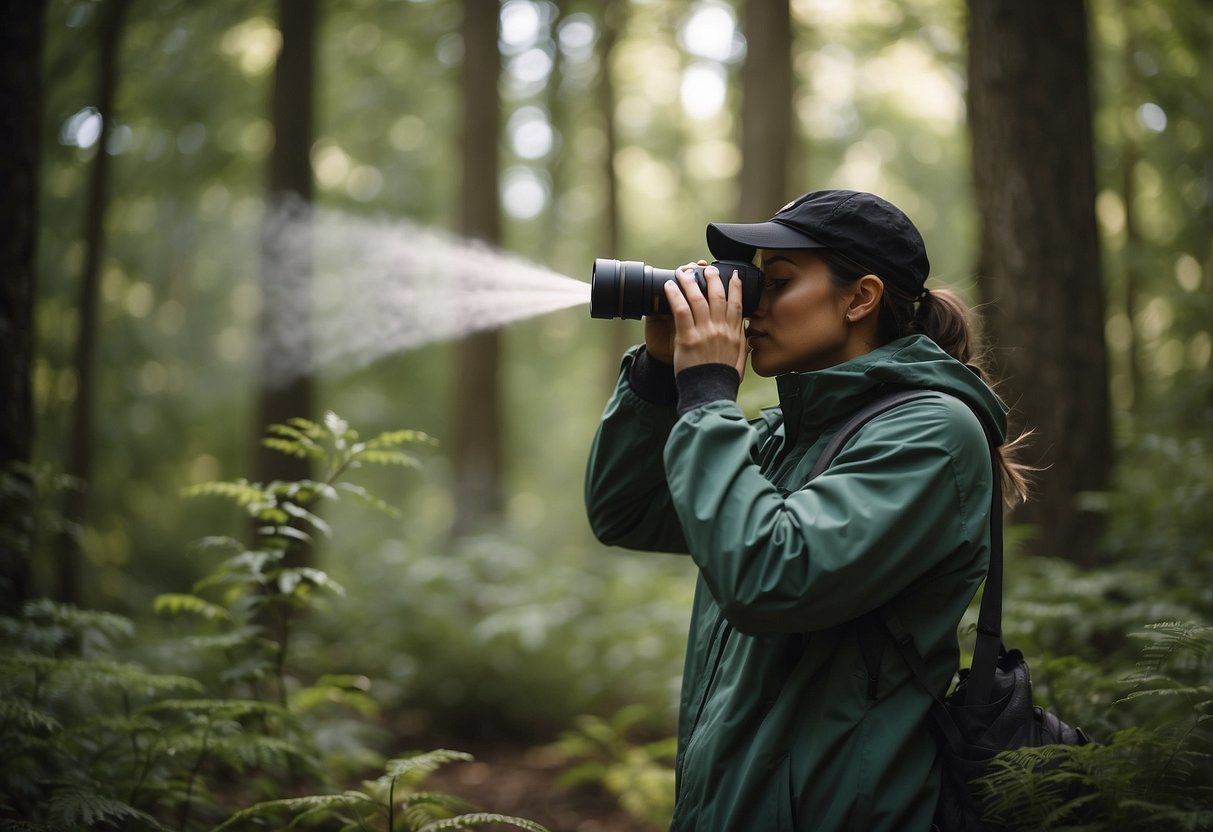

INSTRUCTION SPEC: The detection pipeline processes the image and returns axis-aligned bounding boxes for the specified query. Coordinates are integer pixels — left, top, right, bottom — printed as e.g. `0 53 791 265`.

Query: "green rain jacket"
584 335 1007 832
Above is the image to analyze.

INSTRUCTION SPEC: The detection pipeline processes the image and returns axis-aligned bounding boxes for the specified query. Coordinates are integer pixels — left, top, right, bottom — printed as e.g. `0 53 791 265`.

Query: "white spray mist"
257 202 591 387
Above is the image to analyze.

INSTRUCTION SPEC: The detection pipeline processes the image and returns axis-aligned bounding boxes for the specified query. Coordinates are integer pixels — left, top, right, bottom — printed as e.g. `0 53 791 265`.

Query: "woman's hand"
643 259 708 364
664 262 747 379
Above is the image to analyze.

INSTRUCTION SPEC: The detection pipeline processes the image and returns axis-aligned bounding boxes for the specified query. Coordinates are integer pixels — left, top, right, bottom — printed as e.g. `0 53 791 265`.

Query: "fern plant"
2 415 551 831
547 704 676 828
168 412 434 707
974 621 1213 831
213 748 550 831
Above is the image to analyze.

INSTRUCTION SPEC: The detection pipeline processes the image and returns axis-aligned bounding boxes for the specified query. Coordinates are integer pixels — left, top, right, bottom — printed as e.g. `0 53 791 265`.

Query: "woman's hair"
819 250 1032 505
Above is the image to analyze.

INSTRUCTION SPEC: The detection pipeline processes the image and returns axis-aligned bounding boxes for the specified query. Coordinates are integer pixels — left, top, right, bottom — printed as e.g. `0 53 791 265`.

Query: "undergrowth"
0 414 549 831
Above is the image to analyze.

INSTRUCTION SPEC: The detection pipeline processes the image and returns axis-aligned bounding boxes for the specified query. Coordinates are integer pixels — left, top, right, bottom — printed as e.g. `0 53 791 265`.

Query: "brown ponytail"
820 250 1033 505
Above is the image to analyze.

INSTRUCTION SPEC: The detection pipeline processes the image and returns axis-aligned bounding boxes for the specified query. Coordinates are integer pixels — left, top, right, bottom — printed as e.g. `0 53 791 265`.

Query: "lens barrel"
590 259 763 319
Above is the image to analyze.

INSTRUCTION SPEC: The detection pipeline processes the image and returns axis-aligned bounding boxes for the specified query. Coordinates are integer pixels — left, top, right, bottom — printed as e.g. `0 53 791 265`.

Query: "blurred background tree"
9 0 1210 825
254 0 318 567
0 0 46 615
967 0 1112 567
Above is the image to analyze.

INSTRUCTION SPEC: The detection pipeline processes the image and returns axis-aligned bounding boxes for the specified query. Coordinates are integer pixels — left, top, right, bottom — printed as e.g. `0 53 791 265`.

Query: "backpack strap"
806 389 939 700
806 389 939 481
807 388 1006 708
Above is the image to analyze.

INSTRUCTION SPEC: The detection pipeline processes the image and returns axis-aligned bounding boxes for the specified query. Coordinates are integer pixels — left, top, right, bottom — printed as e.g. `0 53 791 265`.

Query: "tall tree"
57 0 130 604
597 0 632 370
738 0 793 222
254 0 317 563
967 0 1112 566
452 0 504 537
0 0 47 614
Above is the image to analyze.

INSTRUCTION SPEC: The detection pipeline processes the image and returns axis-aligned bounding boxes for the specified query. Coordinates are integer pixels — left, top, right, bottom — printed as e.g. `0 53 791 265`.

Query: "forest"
0 0 1210 829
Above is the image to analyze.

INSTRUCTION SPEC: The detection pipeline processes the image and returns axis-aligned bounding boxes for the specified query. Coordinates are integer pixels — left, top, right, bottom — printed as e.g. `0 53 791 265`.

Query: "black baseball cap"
706 189 930 294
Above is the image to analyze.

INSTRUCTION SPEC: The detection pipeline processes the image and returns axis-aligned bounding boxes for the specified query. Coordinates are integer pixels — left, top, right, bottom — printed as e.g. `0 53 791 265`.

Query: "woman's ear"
845 274 885 323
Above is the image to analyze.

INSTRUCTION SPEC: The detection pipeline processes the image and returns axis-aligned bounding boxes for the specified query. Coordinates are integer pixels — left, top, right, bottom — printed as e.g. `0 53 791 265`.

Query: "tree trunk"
0 0 46 615
255 0 316 563
57 0 130 604
739 0 793 222
1117 0 1143 414
966 0 1112 566
597 0 632 371
452 0 504 538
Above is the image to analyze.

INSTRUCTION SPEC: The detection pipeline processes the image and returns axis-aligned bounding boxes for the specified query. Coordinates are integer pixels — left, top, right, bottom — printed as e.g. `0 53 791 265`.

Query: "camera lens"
590 259 763 320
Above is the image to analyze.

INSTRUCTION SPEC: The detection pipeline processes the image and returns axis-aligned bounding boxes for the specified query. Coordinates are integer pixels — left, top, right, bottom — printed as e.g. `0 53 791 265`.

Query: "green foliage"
2 415 548 831
315 530 694 737
213 749 550 832
974 622 1213 831
548 705 677 829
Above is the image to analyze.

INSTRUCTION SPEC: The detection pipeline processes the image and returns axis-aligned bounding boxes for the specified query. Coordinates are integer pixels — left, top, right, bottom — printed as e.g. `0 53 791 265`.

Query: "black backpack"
808 389 1092 832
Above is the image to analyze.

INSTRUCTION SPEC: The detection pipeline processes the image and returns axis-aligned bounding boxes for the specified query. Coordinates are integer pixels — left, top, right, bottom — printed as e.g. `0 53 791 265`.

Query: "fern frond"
324 411 352 440
152 593 231 621
281 501 332 536
0 698 60 734
211 791 382 831
0 820 64 832
380 750 474 787
22 600 135 647
335 482 402 518
186 536 244 555
284 417 326 439
418 813 551 832
278 567 345 597
364 429 437 449
1118 685 1212 704
399 790 478 819
140 697 288 720
182 479 268 507
289 683 379 719
353 449 420 469
46 787 169 830
262 437 317 459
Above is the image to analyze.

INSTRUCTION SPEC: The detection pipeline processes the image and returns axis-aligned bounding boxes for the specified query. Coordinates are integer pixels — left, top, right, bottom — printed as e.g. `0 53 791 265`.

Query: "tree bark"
0 0 46 615
966 0 1112 566
255 0 316 563
452 0 504 538
739 0 793 222
597 0 632 372
57 0 130 604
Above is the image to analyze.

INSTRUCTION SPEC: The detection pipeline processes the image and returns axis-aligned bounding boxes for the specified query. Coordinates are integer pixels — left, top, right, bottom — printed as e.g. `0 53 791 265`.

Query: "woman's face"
745 249 855 377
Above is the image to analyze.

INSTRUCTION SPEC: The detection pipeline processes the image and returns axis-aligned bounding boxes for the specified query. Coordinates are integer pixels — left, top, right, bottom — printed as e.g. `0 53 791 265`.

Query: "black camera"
589 259 764 320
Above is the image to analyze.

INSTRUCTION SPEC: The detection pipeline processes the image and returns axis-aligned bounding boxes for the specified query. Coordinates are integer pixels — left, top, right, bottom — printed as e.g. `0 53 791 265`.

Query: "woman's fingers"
663 276 694 328
725 271 743 326
677 266 711 322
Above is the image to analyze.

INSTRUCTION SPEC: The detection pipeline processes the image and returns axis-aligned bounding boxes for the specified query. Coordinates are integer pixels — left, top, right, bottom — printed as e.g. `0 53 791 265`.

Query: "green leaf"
365 429 437 449
0 698 61 734
152 593 231 621
211 792 383 831
380 750 474 787
47 787 170 830
418 813 551 832
182 479 268 506
336 482 402 518
354 449 420 468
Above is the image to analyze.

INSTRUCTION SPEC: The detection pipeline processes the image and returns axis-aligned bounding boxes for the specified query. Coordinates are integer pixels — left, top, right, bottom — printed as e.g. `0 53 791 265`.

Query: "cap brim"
707 220 827 262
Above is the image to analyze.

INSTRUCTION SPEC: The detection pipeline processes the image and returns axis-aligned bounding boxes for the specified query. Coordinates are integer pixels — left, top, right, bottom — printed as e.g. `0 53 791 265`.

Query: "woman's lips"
746 329 767 346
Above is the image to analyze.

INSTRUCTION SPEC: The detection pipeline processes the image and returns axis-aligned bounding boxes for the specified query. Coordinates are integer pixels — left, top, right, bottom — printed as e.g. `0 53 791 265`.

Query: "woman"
584 190 1028 831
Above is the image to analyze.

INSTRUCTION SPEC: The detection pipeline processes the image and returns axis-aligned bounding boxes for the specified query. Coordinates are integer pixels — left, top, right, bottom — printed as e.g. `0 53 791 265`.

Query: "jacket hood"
774 335 1008 444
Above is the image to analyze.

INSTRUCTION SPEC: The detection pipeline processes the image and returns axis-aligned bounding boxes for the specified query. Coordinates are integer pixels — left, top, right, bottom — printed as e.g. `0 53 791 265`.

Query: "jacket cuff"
628 347 679 406
676 364 741 416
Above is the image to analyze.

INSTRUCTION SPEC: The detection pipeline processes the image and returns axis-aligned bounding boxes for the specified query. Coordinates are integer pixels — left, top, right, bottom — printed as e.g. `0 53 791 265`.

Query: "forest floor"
423 741 659 832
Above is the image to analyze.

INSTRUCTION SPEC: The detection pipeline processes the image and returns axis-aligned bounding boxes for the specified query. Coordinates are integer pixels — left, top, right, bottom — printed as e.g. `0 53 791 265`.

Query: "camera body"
590 259 764 320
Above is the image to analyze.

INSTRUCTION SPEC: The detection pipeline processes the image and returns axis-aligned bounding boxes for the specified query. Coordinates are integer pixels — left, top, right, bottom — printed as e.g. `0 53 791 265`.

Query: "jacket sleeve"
584 348 690 554
663 394 991 634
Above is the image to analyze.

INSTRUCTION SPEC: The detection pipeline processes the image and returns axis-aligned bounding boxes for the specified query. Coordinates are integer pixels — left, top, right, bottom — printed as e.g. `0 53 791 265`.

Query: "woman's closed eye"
763 277 790 292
